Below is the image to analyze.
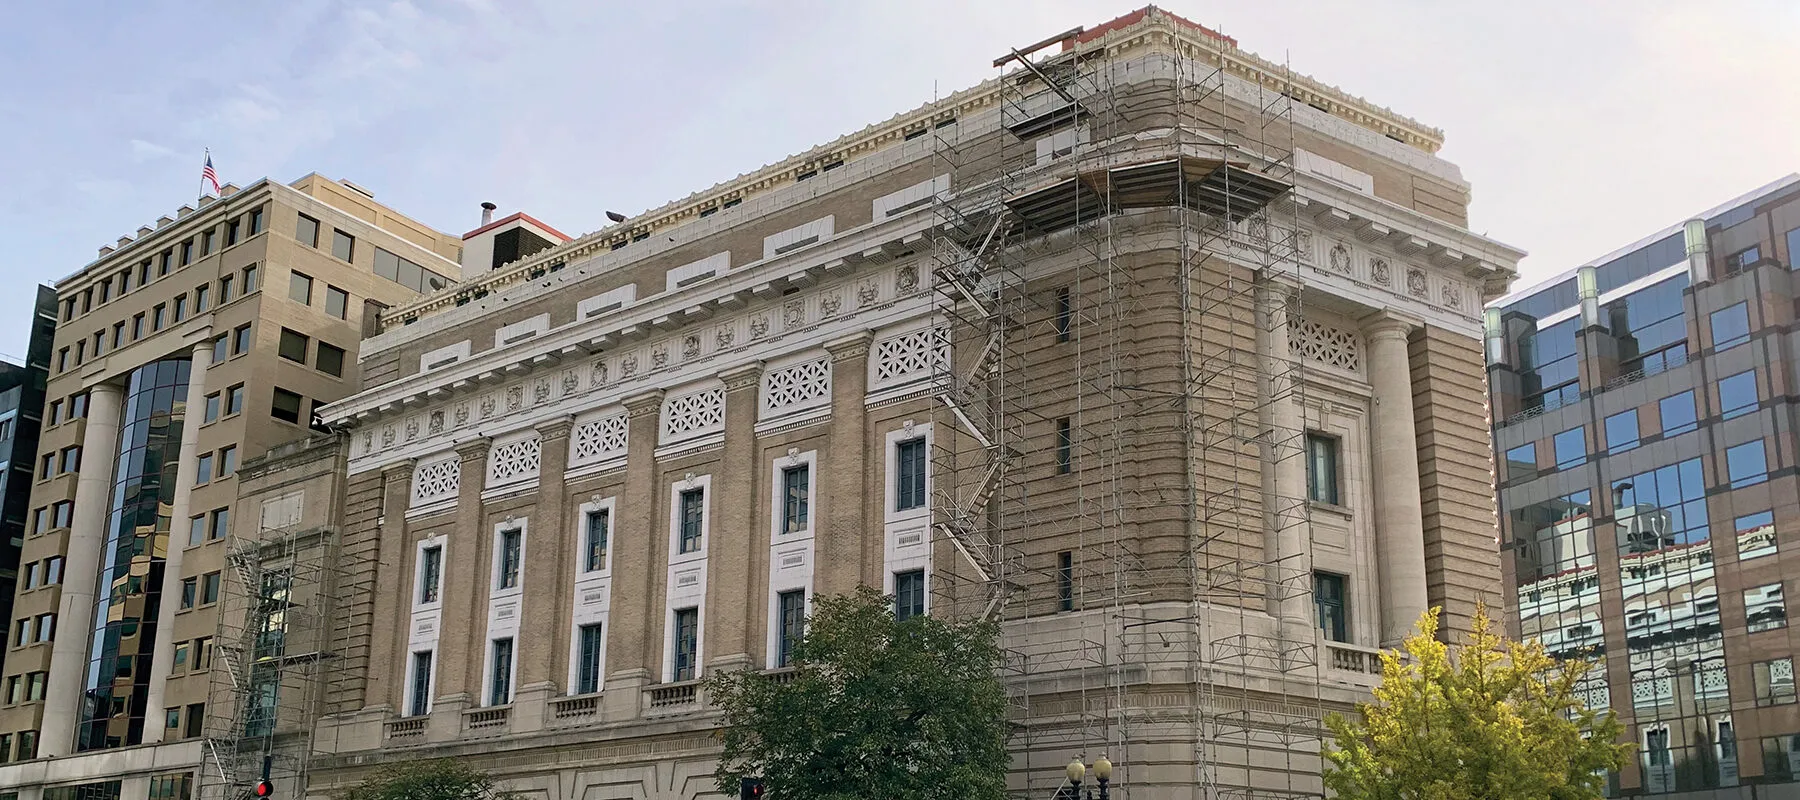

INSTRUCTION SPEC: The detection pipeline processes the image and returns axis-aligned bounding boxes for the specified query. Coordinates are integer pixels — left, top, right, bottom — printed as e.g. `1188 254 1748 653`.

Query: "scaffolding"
929 13 1326 799
200 510 350 800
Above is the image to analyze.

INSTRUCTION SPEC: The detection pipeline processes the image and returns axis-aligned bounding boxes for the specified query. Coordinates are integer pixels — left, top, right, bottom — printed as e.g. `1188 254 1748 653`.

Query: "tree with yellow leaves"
1324 606 1631 800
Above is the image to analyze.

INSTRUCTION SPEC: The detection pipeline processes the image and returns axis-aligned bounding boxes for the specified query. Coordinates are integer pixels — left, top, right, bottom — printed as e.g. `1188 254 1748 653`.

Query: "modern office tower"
0 286 58 694
1489 175 1800 797
240 9 1522 800
0 175 462 800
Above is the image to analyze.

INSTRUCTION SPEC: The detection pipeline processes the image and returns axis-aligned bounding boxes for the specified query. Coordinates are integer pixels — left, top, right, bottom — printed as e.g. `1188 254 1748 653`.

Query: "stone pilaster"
141 342 212 743
428 437 489 739
514 417 573 731
708 363 763 672
605 391 664 717
819 332 873 599
1365 313 1430 646
368 459 415 711
41 381 122 756
1257 282 1312 638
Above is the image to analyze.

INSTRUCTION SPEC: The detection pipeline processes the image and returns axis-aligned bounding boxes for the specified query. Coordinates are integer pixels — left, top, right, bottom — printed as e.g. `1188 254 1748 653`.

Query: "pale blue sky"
3 1 1798 359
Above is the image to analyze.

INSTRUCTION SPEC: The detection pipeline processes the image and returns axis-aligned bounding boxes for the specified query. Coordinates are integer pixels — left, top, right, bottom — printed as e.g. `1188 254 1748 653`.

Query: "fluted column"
41 381 123 756
1257 282 1312 636
605 391 664 716
141 342 212 743
368 460 415 710
819 333 873 597
708 363 763 671
1366 314 1430 646
514 418 573 731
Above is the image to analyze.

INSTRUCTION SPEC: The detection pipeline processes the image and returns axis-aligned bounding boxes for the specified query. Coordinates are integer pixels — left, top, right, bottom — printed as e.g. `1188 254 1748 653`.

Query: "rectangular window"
54 501 72 528
202 572 221 605
189 515 206 547
781 465 809 534
195 453 213 485
99 278 112 302
1553 427 1586 469
47 400 61 427
226 219 240 246
111 322 123 348
895 569 926 621
59 446 79 474
1727 440 1768 488
584 511 609 573
243 264 258 293
1306 433 1341 504
249 207 264 234
1660 391 1697 436
1729 245 1762 271
201 230 214 255
1058 551 1074 612
1316 572 1349 642
1746 582 1787 633
1503 442 1537 483
184 703 204 738
497 528 522 590
1720 370 1758 419
227 384 245 415
194 637 213 670
673 608 700 682
271 388 303 424
289 271 313 305
33 615 52 643
204 393 220 423
194 284 209 312
278 328 308 363
1054 287 1072 342
679 488 704 554
211 334 227 363
1711 302 1751 350
209 507 230 540
316 342 345 377
131 313 144 340
218 274 233 303
1755 658 1795 706
489 638 514 706
219 445 237 477
1056 417 1073 474
1605 409 1639 454
895 438 926 511
152 304 165 331
180 577 197 610
1739 510 1778 561
325 286 349 319
296 214 319 247
159 250 172 275
576 624 604 694
332 230 356 262
20 562 36 590
418 546 441 603
15 730 34 759
409 651 433 716
777 590 806 668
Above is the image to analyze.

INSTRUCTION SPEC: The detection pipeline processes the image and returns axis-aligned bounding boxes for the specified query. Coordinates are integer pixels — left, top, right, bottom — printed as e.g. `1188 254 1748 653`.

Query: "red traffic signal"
739 778 764 800
254 780 275 798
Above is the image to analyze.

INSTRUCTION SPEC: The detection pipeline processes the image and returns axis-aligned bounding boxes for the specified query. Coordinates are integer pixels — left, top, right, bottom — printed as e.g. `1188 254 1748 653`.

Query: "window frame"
1305 432 1341 505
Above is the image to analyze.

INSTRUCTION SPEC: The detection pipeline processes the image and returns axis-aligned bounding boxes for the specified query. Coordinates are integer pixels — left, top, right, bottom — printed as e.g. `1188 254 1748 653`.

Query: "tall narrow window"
895 438 926 511
895 570 926 621
249 207 264 234
1306 433 1340 504
418 546 442 604
295 214 319 247
576 624 604 694
1315 572 1348 642
488 638 514 706
679 489 704 554
777 590 806 668
584 511 609 573
408 651 433 716
289 271 313 305
332 230 356 262
1056 418 1073 474
781 465 809 534
673 608 700 682
326 286 349 320
1057 551 1074 612
1054 286 1072 342
497 528 522 590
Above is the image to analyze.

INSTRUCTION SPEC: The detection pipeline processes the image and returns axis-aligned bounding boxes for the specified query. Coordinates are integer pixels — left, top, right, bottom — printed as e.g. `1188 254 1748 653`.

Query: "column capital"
623 389 665 417
1258 273 1303 298
718 362 765 392
454 437 492 463
382 458 418 479
824 330 876 362
189 340 214 360
1362 311 1423 341
537 415 575 441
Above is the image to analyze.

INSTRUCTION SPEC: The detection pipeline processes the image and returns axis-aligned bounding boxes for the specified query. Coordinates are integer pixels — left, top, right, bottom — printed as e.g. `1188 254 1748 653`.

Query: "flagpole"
200 148 208 202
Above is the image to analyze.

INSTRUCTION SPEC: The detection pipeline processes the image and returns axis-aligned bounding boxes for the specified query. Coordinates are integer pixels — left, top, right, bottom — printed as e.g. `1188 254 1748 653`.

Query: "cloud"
128 139 177 162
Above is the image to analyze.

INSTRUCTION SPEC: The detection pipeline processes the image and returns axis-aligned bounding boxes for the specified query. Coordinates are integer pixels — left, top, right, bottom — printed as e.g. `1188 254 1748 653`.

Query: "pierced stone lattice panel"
486 436 543 488
762 358 831 416
571 413 629 466
871 328 945 386
410 457 460 507
662 389 726 443
1289 318 1362 373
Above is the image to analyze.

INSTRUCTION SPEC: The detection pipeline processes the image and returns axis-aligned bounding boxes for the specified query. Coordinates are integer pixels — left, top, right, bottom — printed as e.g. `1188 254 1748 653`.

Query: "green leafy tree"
341 759 510 800
1324 605 1630 800
706 587 1009 800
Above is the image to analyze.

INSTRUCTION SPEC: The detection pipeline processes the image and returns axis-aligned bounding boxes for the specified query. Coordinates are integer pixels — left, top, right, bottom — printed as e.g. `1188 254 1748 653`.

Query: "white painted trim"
769 448 819 539
578 284 637 320
662 601 707 684
882 422 932 616
667 474 713 564
494 313 550 349
420 340 471 373
763 216 835 259
766 449 818 668
405 646 438 717
568 495 616 694
490 517 528 600
872 174 949 219
664 475 711 682
408 450 460 513
665 252 731 292
480 634 518 708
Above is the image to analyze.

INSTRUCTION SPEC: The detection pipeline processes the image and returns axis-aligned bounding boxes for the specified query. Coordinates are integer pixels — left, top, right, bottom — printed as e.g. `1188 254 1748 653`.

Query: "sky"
3 0 1799 360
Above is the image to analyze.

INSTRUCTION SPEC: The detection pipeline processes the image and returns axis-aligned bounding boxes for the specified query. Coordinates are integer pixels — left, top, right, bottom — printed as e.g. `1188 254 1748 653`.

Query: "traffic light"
738 777 764 800
253 780 274 798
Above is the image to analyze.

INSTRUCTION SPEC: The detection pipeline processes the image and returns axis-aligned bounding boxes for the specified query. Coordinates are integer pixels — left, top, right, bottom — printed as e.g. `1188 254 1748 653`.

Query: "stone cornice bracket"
537 416 576 441
455 437 494 463
718 362 765 393
824 330 876 362
1361 310 1423 341
623 389 666 418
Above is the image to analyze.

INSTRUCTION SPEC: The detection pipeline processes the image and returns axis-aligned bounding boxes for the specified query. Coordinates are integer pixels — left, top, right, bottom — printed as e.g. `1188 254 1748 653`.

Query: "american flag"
201 152 221 196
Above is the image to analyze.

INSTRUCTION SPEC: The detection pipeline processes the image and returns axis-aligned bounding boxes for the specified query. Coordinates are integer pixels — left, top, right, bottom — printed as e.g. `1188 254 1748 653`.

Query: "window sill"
1308 500 1352 519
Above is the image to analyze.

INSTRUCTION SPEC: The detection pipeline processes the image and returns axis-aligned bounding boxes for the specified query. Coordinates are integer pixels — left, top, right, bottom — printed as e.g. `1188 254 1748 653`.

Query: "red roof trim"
1071 5 1236 49
462 212 572 242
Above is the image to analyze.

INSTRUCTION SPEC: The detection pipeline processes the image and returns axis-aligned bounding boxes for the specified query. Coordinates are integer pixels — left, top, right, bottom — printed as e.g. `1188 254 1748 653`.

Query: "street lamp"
1061 756 1114 800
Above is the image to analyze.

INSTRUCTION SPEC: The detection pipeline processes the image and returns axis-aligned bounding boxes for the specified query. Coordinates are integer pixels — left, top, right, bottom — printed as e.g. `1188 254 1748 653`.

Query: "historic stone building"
246 8 1520 800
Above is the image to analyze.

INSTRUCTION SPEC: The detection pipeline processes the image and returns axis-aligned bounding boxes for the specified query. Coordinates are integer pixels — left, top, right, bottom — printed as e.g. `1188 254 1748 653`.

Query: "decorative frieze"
762 358 832 418
661 389 726 445
1289 318 1363 374
870 328 945 387
410 456 460 508
487 435 543 488
571 413 629 468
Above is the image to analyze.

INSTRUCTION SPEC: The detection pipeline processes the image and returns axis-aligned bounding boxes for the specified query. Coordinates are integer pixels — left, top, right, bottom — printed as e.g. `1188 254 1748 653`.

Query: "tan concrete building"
235 8 1517 800
0 174 463 800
